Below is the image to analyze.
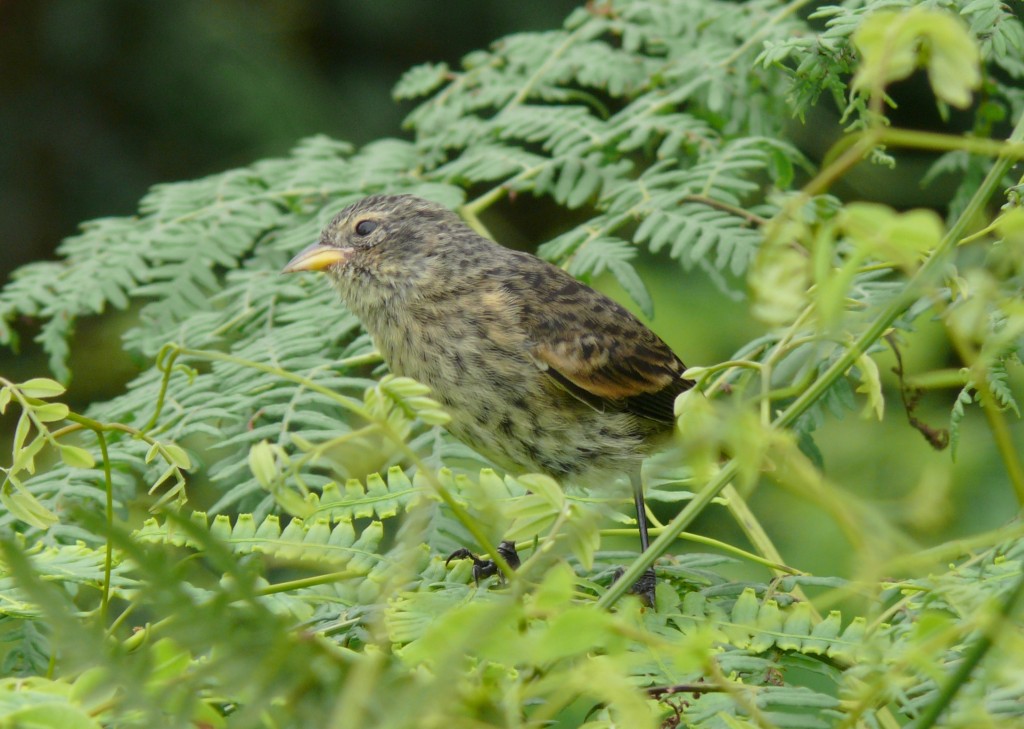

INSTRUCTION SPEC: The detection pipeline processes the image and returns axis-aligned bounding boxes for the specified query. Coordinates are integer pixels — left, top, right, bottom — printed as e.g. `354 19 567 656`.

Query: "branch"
599 108 1024 610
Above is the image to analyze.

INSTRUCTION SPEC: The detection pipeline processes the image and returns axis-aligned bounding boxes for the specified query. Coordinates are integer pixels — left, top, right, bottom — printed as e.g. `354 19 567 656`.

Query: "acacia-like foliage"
1 1 1023 727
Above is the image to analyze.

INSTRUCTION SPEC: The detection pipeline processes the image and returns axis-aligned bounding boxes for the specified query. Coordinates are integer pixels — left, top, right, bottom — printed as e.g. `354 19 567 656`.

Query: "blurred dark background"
0 0 579 278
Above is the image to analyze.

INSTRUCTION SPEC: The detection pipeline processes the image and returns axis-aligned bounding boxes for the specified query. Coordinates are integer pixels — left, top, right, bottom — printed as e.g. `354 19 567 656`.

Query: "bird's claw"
445 549 500 583
612 566 657 608
445 540 521 585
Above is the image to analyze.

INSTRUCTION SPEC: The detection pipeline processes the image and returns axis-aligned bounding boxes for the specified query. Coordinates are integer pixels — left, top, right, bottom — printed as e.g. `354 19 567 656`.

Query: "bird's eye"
355 220 378 236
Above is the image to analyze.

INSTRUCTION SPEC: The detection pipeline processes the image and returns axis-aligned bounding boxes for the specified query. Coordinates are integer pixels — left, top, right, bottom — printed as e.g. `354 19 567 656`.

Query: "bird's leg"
445 540 520 585
633 472 652 553
619 471 657 606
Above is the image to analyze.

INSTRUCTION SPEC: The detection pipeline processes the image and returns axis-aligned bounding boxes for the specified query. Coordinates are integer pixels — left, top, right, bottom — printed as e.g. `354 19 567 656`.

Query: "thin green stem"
123 617 170 652
975 380 1024 505
362 427 516 582
602 525 802 575
173 346 515 582
761 368 822 401
178 346 368 416
956 217 1003 246
806 131 883 198
721 484 820 617
121 572 361 652
600 110 1024 610
706 657 774 729
168 185 341 226
902 368 969 391
719 0 818 67
2 382 66 453
878 127 1024 159
142 345 180 433
106 601 137 638
774 114 1024 434
335 350 384 369
945 324 1024 505
506 25 584 109
255 570 361 596
824 127 1024 171
687 359 763 381
678 194 767 226
911 569 1024 729
460 184 507 218
718 485 791 576
458 199 497 239
514 504 574 582
96 430 114 623
598 460 739 607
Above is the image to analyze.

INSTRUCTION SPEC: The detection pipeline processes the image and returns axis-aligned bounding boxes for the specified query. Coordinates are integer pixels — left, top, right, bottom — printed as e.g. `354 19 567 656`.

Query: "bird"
282 194 693 603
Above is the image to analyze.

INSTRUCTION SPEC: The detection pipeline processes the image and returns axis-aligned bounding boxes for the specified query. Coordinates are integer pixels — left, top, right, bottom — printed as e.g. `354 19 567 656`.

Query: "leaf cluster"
1 0 1024 727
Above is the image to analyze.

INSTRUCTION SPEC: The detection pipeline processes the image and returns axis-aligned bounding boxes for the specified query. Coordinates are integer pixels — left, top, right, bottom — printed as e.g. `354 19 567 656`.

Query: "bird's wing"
509 253 693 424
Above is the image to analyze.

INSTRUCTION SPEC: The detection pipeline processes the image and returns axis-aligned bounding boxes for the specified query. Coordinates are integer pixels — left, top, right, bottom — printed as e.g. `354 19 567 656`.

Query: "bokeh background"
0 0 580 274
1 0 1021 582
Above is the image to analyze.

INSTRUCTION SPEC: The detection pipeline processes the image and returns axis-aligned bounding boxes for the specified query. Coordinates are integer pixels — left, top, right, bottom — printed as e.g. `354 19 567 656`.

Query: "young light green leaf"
271 484 316 519
162 443 192 469
778 601 814 651
290 433 315 451
146 638 194 687
731 587 760 624
33 402 70 423
380 375 431 398
530 561 576 611
18 377 67 399
13 411 32 455
148 464 188 510
248 441 278 489
853 7 980 108
750 599 783 653
750 245 810 327
60 444 96 469
830 616 868 662
407 399 451 426
12 434 46 475
1 476 59 529
854 352 885 420
565 505 600 570
994 207 1024 246
0 702 101 729
839 203 943 271
504 496 560 542
0 386 10 414
514 473 565 509
803 610 844 655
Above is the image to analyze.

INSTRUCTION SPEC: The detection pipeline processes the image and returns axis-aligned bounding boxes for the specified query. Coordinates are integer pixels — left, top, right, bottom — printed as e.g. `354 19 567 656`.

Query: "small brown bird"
283 195 693 600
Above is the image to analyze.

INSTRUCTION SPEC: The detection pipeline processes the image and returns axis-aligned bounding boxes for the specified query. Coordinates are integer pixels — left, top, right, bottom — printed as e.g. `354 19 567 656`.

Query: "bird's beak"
282 242 350 274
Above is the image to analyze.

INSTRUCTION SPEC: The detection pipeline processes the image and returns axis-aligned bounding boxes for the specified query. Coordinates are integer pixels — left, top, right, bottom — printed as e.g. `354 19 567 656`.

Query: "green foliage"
1 0 1023 727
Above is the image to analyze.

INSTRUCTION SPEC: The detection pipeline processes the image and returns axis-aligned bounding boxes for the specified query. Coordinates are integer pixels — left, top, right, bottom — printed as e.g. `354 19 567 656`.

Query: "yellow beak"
282 242 351 273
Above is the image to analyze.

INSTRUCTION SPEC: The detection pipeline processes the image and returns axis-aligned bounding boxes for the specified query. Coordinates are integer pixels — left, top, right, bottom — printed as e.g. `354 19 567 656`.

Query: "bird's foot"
445 540 520 585
612 566 657 608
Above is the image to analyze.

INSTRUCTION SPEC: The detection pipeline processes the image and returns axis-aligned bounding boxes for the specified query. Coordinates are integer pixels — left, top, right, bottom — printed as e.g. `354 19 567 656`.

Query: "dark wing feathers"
506 252 693 425
621 375 693 423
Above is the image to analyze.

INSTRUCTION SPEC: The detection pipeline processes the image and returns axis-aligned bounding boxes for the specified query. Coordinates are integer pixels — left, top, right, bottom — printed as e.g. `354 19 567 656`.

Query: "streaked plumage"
284 194 693 486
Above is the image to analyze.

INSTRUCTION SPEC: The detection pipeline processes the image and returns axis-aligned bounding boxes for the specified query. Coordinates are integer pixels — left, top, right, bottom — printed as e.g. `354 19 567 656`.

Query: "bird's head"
282 194 470 300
